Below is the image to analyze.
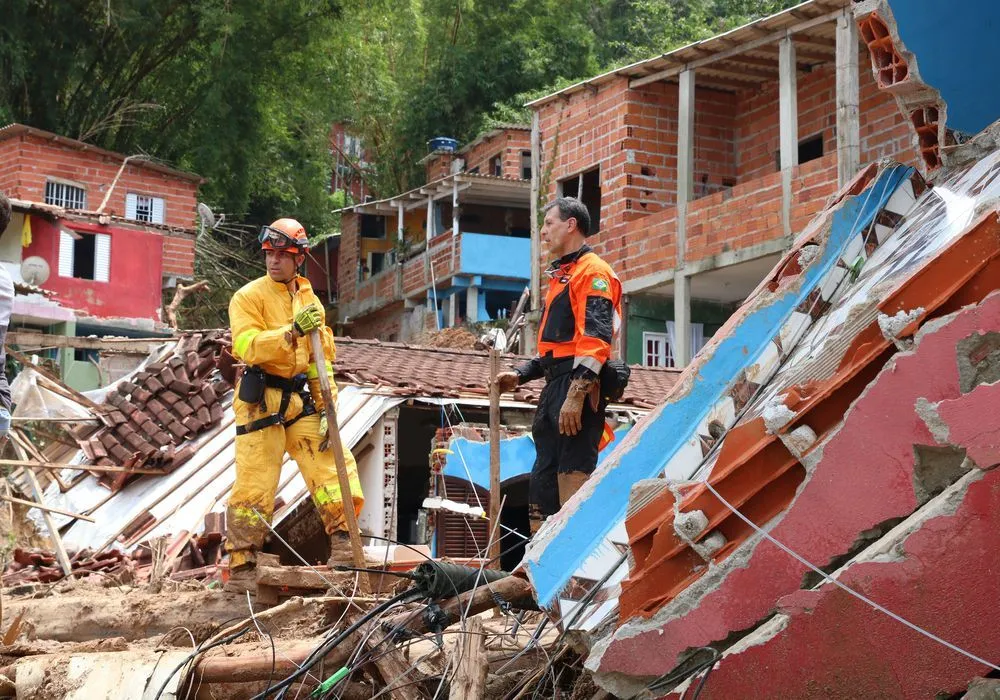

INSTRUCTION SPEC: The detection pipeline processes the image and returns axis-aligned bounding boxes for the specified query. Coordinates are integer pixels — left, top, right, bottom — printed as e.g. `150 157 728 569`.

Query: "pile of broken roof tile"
75 331 232 491
1 548 131 586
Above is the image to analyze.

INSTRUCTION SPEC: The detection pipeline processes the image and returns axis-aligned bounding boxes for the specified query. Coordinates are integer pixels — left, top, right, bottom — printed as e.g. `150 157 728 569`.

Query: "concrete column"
673 273 691 368
836 9 861 187
396 201 404 243
452 180 460 236
674 69 695 368
466 285 480 323
676 69 695 267
779 36 798 238
447 292 458 328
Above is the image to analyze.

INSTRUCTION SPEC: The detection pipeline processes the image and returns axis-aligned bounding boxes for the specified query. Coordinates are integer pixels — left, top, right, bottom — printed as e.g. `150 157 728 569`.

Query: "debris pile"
74 331 231 491
1 548 132 586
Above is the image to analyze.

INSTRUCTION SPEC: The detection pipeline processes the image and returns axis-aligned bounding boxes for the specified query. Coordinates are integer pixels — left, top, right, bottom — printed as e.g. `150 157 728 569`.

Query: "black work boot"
224 562 257 594
327 530 355 570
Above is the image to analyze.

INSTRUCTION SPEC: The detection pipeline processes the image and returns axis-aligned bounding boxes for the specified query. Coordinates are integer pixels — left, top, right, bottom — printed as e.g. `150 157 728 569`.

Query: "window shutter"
151 197 165 225
94 233 111 282
58 231 74 277
125 193 138 220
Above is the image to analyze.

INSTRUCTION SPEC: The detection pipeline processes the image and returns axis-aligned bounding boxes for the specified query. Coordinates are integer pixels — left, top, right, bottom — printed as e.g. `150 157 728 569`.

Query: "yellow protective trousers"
226 384 363 568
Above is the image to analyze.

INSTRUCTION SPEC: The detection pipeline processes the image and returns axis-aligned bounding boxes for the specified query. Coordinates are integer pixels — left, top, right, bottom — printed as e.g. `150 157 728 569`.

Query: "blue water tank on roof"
428 137 459 153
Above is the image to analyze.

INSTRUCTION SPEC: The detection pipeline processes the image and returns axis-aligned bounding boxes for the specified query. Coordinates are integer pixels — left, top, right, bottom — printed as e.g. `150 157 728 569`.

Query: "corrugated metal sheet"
37 385 403 552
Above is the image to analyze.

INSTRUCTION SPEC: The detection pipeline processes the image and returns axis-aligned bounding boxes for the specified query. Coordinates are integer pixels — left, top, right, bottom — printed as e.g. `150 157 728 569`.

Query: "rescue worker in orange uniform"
496 197 622 530
226 218 362 584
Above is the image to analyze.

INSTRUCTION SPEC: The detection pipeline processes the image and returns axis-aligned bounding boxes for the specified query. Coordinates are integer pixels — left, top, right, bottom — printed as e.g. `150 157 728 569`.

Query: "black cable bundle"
410 560 509 599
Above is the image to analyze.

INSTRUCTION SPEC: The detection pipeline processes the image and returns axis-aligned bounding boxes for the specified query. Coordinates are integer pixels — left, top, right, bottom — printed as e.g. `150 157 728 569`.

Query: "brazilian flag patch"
591 277 609 292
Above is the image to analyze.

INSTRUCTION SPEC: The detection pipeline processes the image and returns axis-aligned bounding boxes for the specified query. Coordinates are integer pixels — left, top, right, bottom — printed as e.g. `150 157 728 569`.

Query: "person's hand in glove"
494 371 520 393
293 305 324 336
559 377 597 436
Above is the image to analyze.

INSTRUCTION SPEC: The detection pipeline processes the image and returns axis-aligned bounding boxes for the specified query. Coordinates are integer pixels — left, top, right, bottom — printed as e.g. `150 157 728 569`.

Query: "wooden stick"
488 349 502 568
0 458 164 475
308 329 370 593
0 490 95 524
6 348 104 411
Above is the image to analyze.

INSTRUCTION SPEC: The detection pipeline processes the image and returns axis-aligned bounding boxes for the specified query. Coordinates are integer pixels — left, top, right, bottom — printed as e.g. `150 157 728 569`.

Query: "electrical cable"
153 626 253 700
251 588 423 699
703 479 1000 673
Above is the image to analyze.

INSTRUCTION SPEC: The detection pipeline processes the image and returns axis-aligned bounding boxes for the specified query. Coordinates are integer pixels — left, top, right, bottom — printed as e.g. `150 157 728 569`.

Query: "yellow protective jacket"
230 275 335 390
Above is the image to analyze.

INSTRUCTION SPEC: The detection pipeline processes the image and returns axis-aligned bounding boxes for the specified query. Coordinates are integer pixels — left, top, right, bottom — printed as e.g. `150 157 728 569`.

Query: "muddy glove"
494 371 520 393
293 305 324 336
559 377 597 436
0 407 9 443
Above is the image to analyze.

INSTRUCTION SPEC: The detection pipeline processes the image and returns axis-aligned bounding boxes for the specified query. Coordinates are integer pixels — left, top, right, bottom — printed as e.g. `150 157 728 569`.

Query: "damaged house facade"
527 0 920 368
0 124 201 389
337 126 533 340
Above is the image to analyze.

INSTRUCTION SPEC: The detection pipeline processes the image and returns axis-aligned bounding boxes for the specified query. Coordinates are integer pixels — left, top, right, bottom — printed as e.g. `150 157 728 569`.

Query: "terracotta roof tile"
334 338 679 408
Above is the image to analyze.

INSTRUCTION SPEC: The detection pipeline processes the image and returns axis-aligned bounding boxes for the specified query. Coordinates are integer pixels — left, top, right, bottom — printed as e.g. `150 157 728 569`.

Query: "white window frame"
58 230 111 282
44 179 87 209
642 331 673 368
125 193 165 224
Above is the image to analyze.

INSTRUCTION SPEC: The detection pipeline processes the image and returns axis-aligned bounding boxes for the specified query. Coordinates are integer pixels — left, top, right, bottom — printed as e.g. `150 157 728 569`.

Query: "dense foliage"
0 0 799 326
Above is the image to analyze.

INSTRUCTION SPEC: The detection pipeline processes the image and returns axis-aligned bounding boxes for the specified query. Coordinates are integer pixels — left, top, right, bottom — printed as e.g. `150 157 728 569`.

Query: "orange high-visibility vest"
537 246 622 377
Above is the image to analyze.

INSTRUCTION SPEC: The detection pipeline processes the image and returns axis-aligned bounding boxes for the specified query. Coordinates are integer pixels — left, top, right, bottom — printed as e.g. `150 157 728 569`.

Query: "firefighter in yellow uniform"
226 218 362 582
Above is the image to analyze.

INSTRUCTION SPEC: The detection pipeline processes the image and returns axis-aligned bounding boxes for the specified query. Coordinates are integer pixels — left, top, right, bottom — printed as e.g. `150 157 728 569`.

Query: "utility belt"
235 366 316 436
539 353 631 402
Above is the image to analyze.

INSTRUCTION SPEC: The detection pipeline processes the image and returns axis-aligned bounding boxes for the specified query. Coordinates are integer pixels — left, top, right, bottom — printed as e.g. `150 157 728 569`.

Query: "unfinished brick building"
528 0 919 368
337 127 532 340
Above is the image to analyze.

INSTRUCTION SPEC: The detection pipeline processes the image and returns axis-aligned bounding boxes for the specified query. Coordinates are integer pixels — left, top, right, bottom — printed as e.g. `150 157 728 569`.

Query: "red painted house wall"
23 217 165 321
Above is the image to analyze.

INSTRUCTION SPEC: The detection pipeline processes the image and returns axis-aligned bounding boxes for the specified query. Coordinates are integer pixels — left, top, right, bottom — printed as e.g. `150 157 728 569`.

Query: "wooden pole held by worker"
307 330 370 593
488 348 502 568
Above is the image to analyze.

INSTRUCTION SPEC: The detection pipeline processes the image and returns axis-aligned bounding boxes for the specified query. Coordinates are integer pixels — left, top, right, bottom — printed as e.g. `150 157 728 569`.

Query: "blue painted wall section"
442 427 632 491
460 233 530 280
891 0 1000 136
524 166 914 606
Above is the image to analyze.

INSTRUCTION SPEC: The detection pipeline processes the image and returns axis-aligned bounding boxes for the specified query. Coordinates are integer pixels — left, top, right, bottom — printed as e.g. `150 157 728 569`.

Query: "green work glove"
293 305 324 336
319 411 329 439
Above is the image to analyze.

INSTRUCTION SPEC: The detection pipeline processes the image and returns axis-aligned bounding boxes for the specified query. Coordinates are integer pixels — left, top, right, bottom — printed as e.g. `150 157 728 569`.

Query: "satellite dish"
21 256 50 286
197 202 216 229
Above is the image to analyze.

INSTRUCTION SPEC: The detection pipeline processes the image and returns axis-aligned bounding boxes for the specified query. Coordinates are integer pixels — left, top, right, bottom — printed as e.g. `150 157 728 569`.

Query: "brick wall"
344 300 405 340
535 43 919 289
0 132 199 230
338 212 361 307
735 53 918 181
462 129 532 179
161 234 196 278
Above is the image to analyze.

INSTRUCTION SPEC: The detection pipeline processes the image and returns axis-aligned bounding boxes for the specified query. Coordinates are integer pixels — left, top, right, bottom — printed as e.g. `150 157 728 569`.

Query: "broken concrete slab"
589 292 1000 690
657 467 1000 699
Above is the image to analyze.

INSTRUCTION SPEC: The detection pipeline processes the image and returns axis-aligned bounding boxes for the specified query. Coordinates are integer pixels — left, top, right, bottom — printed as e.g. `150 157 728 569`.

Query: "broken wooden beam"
0 491 95 522
450 616 488 699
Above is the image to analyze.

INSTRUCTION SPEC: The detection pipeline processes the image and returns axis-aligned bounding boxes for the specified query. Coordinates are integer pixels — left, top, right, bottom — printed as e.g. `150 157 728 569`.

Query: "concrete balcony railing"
344 231 531 319
623 153 840 285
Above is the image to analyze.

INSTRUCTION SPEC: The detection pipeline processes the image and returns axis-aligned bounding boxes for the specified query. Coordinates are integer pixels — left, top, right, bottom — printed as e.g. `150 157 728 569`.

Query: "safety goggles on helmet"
259 225 301 250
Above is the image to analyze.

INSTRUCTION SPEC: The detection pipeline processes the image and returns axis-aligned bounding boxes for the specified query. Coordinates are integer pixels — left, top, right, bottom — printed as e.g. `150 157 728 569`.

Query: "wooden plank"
0 492 95 523
488 349 502 567
308 330 371 593
0 458 164 475
449 616 488 700
630 9 841 88
256 564 330 590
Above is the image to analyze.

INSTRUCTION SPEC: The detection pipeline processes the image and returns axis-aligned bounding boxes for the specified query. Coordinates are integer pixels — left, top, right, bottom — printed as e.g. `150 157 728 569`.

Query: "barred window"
44 181 86 209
